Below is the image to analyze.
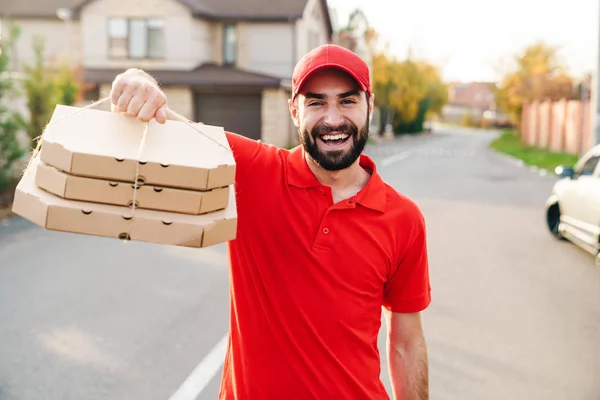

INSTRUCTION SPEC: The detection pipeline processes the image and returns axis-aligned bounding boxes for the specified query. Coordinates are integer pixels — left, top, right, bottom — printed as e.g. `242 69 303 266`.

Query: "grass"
490 129 580 173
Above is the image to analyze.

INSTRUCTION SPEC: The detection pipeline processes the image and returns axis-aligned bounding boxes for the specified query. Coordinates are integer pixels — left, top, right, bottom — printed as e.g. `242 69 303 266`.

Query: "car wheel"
546 202 566 240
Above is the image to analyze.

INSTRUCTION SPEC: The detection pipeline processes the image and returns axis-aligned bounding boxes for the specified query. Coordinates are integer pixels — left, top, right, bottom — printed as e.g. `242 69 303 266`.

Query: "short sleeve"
382 210 431 313
225 131 264 187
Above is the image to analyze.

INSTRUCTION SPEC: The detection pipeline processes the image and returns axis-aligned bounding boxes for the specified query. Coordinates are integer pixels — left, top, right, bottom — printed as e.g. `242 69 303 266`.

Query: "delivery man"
110 44 431 400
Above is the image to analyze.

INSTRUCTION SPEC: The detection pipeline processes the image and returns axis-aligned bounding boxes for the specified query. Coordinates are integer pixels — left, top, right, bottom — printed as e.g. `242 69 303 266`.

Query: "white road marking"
381 151 411 166
168 334 229 400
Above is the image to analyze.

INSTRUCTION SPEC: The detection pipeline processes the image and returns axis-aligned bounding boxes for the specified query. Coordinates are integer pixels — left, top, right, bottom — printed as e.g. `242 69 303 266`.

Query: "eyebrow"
304 89 361 100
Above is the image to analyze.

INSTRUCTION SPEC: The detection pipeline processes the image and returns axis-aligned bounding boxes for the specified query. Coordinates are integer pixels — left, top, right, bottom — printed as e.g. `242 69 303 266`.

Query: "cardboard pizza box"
39 105 236 191
35 160 230 215
12 156 238 248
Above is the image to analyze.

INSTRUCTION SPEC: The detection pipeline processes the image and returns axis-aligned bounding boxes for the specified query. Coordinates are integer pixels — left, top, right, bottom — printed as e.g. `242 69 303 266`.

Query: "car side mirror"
555 165 574 179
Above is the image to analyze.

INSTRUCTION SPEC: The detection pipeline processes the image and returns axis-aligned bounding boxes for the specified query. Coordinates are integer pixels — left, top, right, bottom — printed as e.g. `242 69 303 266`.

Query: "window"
108 18 128 58
108 17 164 59
223 24 237 65
575 155 600 178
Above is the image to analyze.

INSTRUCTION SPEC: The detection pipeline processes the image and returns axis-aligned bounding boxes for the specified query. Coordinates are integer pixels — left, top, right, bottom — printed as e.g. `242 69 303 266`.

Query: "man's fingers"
115 80 139 113
138 98 164 123
155 106 167 124
138 86 167 122
127 85 154 121
110 77 126 107
110 72 168 123
125 95 145 117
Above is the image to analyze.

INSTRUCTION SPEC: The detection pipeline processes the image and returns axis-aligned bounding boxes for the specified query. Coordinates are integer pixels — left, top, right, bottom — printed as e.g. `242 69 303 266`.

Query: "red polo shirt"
218 132 431 400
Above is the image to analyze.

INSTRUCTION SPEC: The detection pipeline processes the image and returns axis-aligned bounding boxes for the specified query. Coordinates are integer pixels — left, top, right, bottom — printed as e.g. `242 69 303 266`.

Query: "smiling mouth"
318 133 351 146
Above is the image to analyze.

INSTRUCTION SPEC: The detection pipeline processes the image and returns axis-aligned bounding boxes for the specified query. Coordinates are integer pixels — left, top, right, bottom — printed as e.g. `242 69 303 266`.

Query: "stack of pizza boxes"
12 105 238 248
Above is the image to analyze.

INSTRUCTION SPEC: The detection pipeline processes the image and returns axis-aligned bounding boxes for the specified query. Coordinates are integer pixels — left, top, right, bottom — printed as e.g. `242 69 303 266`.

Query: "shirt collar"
285 145 387 213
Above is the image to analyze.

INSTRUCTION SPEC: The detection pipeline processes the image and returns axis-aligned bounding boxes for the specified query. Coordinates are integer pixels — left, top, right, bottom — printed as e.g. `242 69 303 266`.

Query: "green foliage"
0 25 26 191
54 62 79 106
373 53 448 135
490 129 579 172
23 35 80 142
23 36 57 141
395 97 429 134
495 41 576 125
334 8 448 135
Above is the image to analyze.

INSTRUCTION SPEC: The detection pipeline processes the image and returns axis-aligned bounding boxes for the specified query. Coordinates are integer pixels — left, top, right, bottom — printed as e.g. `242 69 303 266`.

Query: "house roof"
83 64 285 89
0 0 84 19
0 0 333 36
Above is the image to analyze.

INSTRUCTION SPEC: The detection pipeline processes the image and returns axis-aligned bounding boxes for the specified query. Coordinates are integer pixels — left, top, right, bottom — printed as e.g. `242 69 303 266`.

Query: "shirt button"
322 227 329 234
319 189 325 195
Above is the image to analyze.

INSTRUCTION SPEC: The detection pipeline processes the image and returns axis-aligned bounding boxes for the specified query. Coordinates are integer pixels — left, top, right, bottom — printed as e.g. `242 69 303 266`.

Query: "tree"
372 52 447 134
418 61 448 117
495 41 576 124
0 25 26 190
334 11 448 134
23 35 57 142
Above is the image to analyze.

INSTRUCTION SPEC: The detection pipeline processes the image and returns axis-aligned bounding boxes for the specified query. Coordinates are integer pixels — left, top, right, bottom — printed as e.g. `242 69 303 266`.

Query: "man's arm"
384 309 429 400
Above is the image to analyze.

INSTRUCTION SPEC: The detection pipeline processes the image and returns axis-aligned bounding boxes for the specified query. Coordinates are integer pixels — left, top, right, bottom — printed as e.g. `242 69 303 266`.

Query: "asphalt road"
1 126 599 400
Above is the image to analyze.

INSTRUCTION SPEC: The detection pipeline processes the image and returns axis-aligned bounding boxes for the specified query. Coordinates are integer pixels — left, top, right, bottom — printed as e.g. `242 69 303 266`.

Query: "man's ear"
288 98 300 128
368 93 375 123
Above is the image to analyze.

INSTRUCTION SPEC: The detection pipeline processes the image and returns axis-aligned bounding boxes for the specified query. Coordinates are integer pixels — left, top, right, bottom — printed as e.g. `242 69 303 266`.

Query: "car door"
564 153 600 240
559 153 595 221
573 156 600 241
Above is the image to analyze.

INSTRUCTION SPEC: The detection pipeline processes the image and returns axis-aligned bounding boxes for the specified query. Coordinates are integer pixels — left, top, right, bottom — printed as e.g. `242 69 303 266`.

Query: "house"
442 81 497 124
0 0 334 148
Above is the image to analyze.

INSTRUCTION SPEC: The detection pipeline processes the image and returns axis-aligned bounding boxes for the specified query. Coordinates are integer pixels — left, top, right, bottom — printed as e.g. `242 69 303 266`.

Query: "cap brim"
293 63 369 100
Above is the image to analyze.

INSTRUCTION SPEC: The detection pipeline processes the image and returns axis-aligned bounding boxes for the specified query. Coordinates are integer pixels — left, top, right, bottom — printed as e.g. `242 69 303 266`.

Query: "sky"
327 0 600 83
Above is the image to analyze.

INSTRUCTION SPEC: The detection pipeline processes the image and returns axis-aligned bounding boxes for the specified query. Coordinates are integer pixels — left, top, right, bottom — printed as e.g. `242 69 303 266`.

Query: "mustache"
311 121 358 136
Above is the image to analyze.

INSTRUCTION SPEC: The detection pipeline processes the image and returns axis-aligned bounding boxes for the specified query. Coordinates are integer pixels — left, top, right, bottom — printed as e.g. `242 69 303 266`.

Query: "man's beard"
299 113 369 171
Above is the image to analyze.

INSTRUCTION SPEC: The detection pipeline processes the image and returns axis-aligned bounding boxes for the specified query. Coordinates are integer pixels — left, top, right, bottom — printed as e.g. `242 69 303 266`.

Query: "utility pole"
592 1 600 150
581 79 587 156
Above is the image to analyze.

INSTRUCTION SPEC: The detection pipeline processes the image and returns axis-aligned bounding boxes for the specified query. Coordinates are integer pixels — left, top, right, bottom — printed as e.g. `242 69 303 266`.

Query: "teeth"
322 134 349 141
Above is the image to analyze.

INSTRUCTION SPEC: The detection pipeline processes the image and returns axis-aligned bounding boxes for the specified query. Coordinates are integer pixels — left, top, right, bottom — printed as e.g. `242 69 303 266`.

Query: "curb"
490 149 556 178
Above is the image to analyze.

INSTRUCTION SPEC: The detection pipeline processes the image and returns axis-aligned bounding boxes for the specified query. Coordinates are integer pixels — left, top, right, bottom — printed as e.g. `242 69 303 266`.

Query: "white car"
546 145 600 265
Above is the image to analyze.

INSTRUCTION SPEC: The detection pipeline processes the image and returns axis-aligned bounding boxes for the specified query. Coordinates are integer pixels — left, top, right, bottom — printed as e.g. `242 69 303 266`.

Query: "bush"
394 97 429 134
22 35 81 144
0 25 26 191
23 36 57 142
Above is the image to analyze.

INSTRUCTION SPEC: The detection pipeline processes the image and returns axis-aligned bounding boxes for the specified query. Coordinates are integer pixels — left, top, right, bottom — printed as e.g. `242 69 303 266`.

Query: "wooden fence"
521 99 592 155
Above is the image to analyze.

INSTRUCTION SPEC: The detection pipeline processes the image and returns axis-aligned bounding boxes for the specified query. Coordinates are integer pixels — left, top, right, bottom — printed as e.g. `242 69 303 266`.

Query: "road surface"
1 126 599 400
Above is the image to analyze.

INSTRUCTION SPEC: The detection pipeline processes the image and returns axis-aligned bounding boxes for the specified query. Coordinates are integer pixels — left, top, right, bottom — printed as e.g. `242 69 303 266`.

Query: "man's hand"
384 309 429 400
110 68 168 124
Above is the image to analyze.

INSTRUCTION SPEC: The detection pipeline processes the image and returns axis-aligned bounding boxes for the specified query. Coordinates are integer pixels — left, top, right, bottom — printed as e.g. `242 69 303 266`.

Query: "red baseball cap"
291 44 371 101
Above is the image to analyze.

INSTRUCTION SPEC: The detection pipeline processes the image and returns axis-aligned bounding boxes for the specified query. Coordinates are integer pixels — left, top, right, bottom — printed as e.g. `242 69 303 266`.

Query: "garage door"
195 93 262 140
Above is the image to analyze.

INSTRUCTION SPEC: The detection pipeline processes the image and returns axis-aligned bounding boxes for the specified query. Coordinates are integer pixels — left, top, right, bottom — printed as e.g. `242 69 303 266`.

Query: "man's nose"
323 106 344 127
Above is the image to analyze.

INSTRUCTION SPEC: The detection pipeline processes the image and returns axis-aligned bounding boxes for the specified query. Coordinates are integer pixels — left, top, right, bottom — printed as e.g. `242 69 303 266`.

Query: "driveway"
1 126 599 400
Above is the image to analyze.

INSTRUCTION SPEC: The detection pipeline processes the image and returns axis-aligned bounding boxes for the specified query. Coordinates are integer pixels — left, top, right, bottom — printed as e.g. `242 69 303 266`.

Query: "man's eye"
341 99 356 105
308 102 323 107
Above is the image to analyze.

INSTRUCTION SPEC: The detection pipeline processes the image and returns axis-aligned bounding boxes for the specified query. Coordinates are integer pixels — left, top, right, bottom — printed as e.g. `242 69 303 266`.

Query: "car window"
575 155 600 178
